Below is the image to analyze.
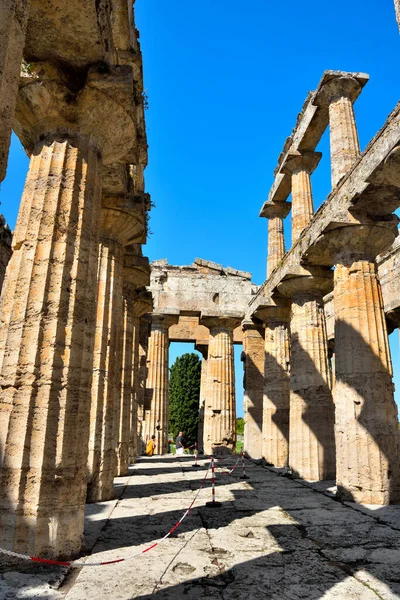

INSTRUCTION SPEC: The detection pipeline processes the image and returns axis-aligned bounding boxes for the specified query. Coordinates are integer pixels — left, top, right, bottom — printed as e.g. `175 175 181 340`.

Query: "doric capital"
14 63 137 164
195 343 208 358
100 195 147 245
277 266 333 299
260 200 291 220
132 289 153 318
315 72 368 107
151 309 180 331
281 150 322 176
200 311 242 331
123 250 150 289
241 319 264 336
254 300 291 325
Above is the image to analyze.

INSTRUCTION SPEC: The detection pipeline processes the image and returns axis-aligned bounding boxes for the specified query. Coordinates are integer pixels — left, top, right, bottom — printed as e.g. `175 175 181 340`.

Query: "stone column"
0 0 29 182
200 314 241 456
332 225 400 503
145 311 179 455
196 343 208 452
316 74 363 188
136 318 151 456
242 321 264 459
127 289 151 467
0 133 103 558
255 304 290 467
282 151 321 243
278 269 336 480
87 195 147 501
261 200 291 278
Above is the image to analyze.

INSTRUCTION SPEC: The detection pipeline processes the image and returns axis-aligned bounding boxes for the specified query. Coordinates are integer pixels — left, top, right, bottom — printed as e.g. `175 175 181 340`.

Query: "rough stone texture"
0 135 102 558
196 344 208 452
396 0 400 29
168 314 244 344
242 322 264 459
200 315 240 456
61 456 400 600
256 304 290 468
334 250 400 504
0 216 12 290
0 0 29 183
145 311 179 455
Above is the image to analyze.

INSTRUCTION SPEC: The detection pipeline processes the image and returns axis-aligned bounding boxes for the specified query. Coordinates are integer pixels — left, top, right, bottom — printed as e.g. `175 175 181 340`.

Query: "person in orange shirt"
146 435 156 456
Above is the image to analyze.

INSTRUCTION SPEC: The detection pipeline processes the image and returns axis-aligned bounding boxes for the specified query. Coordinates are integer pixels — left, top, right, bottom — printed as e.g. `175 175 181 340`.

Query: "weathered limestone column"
316 74 364 187
117 249 151 474
196 343 208 452
278 268 336 481
127 288 152 467
200 313 241 456
261 200 291 278
242 320 264 459
136 318 151 456
87 197 147 501
332 225 400 503
0 133 103 557
0 0 29 182
255 303 290 467
0 69 136 556
282 151 321 243
145 311 179 454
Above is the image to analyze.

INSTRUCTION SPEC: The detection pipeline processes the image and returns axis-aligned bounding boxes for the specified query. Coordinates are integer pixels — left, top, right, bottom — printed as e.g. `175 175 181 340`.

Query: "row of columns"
254 74 400 504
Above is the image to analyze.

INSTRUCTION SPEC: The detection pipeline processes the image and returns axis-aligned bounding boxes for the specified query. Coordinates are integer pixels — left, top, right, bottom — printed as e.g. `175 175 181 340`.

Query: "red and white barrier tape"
216 456 240 477
0 461 212 568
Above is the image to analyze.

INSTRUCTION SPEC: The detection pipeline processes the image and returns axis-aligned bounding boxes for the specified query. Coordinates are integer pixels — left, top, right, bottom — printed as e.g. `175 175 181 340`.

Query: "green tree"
169 353 201 447
236 417 244 436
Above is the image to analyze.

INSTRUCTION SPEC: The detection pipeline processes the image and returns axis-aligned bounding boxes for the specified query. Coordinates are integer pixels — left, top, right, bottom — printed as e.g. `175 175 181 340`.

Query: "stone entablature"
150 257 257 319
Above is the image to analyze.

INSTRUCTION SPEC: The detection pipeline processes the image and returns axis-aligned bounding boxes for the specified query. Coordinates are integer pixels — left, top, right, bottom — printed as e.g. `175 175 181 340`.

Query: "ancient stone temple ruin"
0 0 400 563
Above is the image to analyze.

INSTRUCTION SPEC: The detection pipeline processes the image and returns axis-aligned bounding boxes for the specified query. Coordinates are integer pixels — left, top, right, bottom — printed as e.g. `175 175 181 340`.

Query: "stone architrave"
315 74 362 187
278 267 336 481
242 320 265 459
196 343 208 452
261 200 291 279
331 224 400 503
145 311 179 454
281 151 321 243
255 303 291 467
0 68 136 557
87 196 147 502
0 0 29 183
200 312 241 456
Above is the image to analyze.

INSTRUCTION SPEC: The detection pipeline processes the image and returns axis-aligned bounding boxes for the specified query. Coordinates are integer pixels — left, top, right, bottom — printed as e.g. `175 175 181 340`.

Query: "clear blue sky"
0 0 399 417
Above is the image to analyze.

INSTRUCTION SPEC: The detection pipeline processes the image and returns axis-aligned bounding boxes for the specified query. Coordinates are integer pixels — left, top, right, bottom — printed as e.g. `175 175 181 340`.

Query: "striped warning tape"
0 461 212 568
215 456 240 477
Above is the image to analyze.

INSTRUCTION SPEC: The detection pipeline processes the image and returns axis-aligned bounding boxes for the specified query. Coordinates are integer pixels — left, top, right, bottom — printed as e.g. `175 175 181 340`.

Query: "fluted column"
278 270 336 480
196 343 208 452
200 314 241 456
332 226 400 503
0 134 102 558
146 311 179 454
316 75 363 188
255 304 290 467
242 321 265 459
261 200 291 278
282 151 321 243
136 318 151 456
0 0 29 182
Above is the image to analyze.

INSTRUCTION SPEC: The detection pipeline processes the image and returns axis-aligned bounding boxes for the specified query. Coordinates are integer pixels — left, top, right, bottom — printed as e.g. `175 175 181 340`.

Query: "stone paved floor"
2 455 400 599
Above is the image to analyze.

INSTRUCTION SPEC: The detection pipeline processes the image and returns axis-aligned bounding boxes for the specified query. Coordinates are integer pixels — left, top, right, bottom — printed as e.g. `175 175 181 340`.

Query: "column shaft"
117 296 135 475
197 350 208 452
289 294 336 480
135 319 150 457
267 217 285 277
87 238 124 502
263 318 290 467
242 325 264 459
203 325 236 455
0 0 29 182
334 260 400 503
127 314 140 464
329 98 360 188
291 169 314 242
0 136 102 557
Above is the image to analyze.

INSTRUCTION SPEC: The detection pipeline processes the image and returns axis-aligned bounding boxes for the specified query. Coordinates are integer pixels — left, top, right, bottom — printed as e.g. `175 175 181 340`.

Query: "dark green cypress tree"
168 353 201 446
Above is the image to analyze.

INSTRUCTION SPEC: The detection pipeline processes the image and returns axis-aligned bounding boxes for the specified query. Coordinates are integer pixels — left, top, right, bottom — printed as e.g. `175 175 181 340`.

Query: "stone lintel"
260 200 291 220
314 70 369 106
224 266 252 279
193 258 223 272
277 266 333 299
281 150 322 176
